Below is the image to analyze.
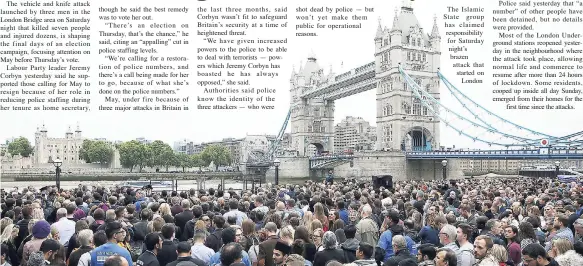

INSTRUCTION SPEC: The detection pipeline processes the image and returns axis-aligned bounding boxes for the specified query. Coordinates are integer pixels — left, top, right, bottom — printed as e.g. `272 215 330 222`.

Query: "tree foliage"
78 140 114 165
200 144 232 170
116 141 231 172
7 137 34 157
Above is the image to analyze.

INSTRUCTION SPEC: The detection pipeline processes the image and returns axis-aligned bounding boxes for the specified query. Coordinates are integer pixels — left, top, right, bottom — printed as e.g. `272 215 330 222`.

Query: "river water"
0 178 311 191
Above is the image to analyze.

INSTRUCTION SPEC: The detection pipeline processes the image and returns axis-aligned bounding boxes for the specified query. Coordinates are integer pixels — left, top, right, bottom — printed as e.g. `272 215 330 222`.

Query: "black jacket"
383 249 416 266
157 240 178 266
313 249 347 266
68 246 92 266
137 250 159 266
204 228 223 252
175 210 194 233
166 256 205 266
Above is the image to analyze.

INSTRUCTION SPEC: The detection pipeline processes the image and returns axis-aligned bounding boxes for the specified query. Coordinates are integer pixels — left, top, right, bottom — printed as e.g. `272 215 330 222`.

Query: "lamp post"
52 158 62 190
274 158 281 185
555 161 560 179
441 160 447 180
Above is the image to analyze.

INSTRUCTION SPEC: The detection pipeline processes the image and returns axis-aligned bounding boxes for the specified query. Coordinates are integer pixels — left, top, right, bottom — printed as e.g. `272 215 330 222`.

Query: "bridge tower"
289 52 335 156
375 0 441 152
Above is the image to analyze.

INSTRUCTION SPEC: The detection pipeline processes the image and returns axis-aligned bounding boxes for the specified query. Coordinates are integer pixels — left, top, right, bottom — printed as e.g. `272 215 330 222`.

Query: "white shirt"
54 217 76 246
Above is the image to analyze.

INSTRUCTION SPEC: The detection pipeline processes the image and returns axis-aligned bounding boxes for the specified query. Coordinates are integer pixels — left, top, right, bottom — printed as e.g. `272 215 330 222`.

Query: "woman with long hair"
517 221 538 250
313 203 328 232
303 211 314 232
418 212 440 245
554 239 583 266
503 225 521 264
1 223 20 266
294 226 317 263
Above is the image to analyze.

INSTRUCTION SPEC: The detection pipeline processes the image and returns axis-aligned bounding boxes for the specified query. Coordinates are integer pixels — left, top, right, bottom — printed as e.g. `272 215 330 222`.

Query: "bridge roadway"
300 62 375 100
308 149 583 167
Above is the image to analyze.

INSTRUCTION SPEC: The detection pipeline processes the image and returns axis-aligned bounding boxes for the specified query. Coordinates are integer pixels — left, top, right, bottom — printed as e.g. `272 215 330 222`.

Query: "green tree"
87 141 114 165
175 153 193 172
191 154 205 171
201 144 232 170
146 140 173 168
118 140 149 172
7 137 33 157
79 139 94 163
161 147 177 172
79 140 114 165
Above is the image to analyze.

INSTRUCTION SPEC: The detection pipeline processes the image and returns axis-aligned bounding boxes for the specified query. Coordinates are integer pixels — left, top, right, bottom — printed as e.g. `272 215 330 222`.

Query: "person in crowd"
90 222 133 266
416 244 436 266
166 242 205 266
434 248 456 266
272 241 291 266
137 233 162 266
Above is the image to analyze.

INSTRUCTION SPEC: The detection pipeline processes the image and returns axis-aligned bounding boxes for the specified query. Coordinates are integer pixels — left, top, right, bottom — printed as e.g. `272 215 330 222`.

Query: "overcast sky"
1 0 581 150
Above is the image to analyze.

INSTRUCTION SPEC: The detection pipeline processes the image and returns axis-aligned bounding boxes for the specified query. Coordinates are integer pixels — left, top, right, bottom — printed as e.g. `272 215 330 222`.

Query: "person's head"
522 243 549 266
222 227 237 245
553 214 569 230
439 224 457 245
273 241 291 265
220 242 243 266
77 229 94 247
40 239 61 262
176 242 192 257
456 223 472 244
105 221 125 242
322 231 337 250
551 238 573 257
344 225 356 239
145 233 162 252
417 244 437 262
474 235 493 259
435 248 457 266
392 235 407 253
161 223 175 240
485 219 501 235
193 232 206 244
490 245 508 263
504 225 518 241
103 255 129 266
356 243 374 260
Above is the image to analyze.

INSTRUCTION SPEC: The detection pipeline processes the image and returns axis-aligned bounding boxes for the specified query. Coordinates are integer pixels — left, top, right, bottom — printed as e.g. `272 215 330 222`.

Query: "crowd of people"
1 177 583 266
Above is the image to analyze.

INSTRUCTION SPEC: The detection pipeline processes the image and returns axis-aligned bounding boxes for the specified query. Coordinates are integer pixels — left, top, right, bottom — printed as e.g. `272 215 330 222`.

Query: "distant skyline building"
334 116 377 152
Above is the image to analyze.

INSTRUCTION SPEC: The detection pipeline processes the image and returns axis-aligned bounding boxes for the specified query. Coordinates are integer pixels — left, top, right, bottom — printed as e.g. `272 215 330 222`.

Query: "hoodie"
340 238 360 262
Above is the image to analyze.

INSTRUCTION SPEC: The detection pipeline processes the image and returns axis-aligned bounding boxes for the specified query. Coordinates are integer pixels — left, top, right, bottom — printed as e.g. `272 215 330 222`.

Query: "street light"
273 159 281 185
555 161 560 179
441 160 447 180
52 158 62 190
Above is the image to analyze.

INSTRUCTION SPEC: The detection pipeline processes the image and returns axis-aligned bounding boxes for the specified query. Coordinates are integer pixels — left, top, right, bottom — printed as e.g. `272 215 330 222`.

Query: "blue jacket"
378 230 417 262
90 243 133 266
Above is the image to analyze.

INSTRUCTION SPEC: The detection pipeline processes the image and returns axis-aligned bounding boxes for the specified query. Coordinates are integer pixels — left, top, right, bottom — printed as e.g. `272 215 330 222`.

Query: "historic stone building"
34 124 85 165
375 2 441 152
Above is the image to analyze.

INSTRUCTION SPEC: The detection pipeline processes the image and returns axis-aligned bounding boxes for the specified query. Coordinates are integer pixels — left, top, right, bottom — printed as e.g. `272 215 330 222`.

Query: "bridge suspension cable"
437 71 583 146
437 71 583 144
399 66 541 147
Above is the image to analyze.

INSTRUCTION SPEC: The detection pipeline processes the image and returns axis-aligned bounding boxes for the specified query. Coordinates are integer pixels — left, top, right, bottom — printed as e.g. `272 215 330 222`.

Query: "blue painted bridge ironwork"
405 149 583 159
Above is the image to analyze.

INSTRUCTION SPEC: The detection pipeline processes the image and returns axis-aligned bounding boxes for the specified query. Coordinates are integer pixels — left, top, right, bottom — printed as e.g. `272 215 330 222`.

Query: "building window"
422 53 426 61
423 106 428 115
412 99 421 115
403 82 408 91
384 38 389 46
402 102 411 114
389 124 393 141
407 52 412 60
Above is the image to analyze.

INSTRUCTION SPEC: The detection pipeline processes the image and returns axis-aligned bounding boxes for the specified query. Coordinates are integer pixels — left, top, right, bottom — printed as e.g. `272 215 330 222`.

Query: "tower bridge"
244 0 583 181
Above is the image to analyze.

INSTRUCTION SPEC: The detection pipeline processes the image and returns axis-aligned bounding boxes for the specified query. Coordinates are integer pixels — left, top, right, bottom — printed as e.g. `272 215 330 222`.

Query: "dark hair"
161 223 175 239
93 230 108 247
221 227 237 245
145 233 161 251
104 255 125 266
344 225 356 239
457 223 472 240
105 222 123 239
358 243 374 259
214 215 226 228
220 242 242 266
437 248 457 266
418 244 437 260
522 243 547 259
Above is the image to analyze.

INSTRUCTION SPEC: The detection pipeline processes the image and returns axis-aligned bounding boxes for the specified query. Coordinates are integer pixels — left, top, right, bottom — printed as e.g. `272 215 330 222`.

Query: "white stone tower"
289 52 335 156
375 0 441 151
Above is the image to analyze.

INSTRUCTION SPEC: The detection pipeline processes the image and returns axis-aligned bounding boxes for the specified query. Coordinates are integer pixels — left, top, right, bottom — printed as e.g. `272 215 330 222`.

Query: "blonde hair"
280 225 294 240
0 224 17 243
159 203 171 216
0 218 13 234
490 244 508 263
553 238 574 256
